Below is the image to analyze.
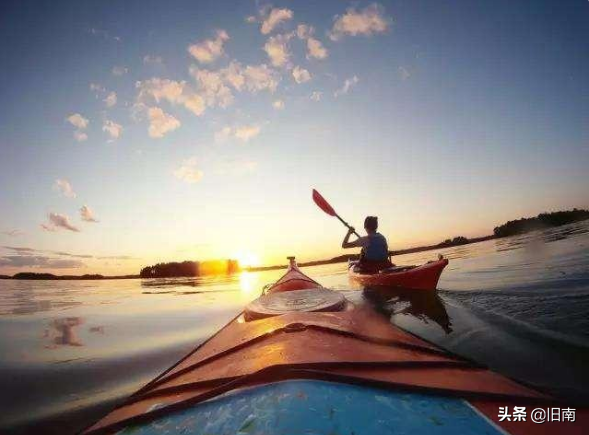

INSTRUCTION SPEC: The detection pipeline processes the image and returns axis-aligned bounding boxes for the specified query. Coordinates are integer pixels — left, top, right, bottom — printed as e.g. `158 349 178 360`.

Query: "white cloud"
73 131 88 142
334 75 359 97
103 91 117 107
222 61 246 91
292 66 311 84
89 83 105 93
182 93 206 116
136 78 206 117
329 4 389 41
102 120 123 139
143 55 163 65
112 66 128 76
147 107 180 138
296 24 313 40
188 29 229 64
53 179 76 198
66 113 89 130
243 64 280 92
1 229 24 237
215 125 261 143
272 99 285 110
264 34 292 68
307 38 328 59
174 157 203 183
235 125 261 142
136 78 185 104
398 66 410 80
310 91 323 101
189 68 234 108
261 8 293 35
80 205 99 222
42 213 80 232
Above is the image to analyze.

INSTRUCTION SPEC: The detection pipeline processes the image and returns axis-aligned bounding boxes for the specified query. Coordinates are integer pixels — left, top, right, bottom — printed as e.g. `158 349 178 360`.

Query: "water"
1 221 588 434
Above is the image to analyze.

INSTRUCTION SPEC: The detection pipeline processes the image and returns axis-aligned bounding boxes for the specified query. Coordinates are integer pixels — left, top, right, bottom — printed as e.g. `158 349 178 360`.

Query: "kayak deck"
84 258 587 435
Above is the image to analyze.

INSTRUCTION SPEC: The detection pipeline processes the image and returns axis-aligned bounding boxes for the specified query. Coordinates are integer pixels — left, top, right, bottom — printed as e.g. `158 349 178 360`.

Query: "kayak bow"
84 257 587 435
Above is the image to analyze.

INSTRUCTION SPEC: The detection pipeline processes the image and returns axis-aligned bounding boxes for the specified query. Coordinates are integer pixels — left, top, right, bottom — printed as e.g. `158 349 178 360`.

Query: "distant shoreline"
2 209 587 280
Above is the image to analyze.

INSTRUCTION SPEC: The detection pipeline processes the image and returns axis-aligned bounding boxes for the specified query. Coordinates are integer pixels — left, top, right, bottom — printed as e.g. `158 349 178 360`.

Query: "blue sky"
1 0 588 274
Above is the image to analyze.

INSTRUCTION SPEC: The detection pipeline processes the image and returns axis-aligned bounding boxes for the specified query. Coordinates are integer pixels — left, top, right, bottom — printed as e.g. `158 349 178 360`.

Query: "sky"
0 0 588 275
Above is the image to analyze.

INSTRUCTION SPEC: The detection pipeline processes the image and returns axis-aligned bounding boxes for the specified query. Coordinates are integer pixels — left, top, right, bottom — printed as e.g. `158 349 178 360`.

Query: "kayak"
349 257 449 290
84 257 587 434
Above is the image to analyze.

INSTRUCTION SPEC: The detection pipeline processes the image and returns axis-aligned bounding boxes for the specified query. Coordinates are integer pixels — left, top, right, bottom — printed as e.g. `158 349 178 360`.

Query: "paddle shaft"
335 214 362 238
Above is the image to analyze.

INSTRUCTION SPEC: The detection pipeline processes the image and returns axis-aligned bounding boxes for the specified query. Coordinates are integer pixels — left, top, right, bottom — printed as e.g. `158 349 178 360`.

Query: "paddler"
342 216 391 267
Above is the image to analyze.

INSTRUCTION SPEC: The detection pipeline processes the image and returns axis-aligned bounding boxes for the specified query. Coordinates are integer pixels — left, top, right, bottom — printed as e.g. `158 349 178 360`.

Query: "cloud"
1 246 133 260
66 113 89 129
136 78 206 117
80 205 99 222
103 91 117 107
42 213 80 233
73 131 88 142
0 255 85 269
67 113 89 142
334 75 359 97
188 29 229 64
272 99 285 110
2 230 24 237
143 55 163 65
189 68 234 108
88 28 121 43
147 107 180 138
112 66 128 76
89 83 105 94
296 24 313 40
307 38 328 59
292 66 311 84
310 91 323 101
295 25 328 60
398 66 410 80
102 120 122 139
242 64 280 92
53 179 76 198
264 34 292 68
174 157 203 183
329 4 389 41
215 125 261 143
235 125 261 142
261 8 293 35
1 246 35 254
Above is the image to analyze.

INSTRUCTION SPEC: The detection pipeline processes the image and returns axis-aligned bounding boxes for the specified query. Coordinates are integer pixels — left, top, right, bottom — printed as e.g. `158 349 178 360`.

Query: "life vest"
362 232 389 262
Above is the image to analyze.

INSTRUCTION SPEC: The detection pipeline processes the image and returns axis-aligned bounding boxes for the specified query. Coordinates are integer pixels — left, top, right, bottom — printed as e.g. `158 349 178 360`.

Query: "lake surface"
1 221 588 434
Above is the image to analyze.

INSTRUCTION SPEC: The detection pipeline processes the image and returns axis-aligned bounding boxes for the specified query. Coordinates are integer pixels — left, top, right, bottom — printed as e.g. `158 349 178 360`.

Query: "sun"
233 251 261 269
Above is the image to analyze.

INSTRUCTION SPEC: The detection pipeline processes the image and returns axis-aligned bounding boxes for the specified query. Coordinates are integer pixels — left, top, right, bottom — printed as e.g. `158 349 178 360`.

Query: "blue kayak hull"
118 380 504 435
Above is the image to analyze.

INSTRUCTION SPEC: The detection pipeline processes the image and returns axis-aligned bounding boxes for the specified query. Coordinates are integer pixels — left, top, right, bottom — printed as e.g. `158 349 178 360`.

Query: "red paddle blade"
312 189 336 216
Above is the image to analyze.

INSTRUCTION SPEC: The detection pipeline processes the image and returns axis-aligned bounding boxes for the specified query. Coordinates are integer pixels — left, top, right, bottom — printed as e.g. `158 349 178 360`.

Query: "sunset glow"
0 1 588 276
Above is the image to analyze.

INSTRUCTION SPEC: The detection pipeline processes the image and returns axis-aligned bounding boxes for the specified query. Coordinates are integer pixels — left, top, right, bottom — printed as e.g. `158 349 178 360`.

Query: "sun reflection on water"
239 271 261 298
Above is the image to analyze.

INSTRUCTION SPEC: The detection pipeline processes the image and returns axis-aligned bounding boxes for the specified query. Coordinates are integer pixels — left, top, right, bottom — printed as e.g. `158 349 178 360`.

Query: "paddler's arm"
342 227 366 249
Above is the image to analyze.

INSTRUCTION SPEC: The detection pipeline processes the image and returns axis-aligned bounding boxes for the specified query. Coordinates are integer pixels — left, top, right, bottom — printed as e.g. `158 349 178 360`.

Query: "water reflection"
364 287 453 334
44 317 85 347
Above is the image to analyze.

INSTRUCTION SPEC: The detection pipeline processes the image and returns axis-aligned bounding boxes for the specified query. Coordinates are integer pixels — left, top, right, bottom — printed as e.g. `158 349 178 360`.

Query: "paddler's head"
364 216 378 234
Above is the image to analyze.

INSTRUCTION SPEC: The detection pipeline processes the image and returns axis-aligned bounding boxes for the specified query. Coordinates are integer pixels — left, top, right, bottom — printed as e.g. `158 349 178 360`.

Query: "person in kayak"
342 216 391 268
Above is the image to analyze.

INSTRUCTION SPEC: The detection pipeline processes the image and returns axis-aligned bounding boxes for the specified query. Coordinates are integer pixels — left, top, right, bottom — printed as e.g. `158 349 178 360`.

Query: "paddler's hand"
347 227 355 235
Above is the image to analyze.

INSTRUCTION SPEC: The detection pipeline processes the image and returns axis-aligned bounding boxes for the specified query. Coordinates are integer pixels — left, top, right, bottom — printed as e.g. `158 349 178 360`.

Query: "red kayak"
349 257 449 290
